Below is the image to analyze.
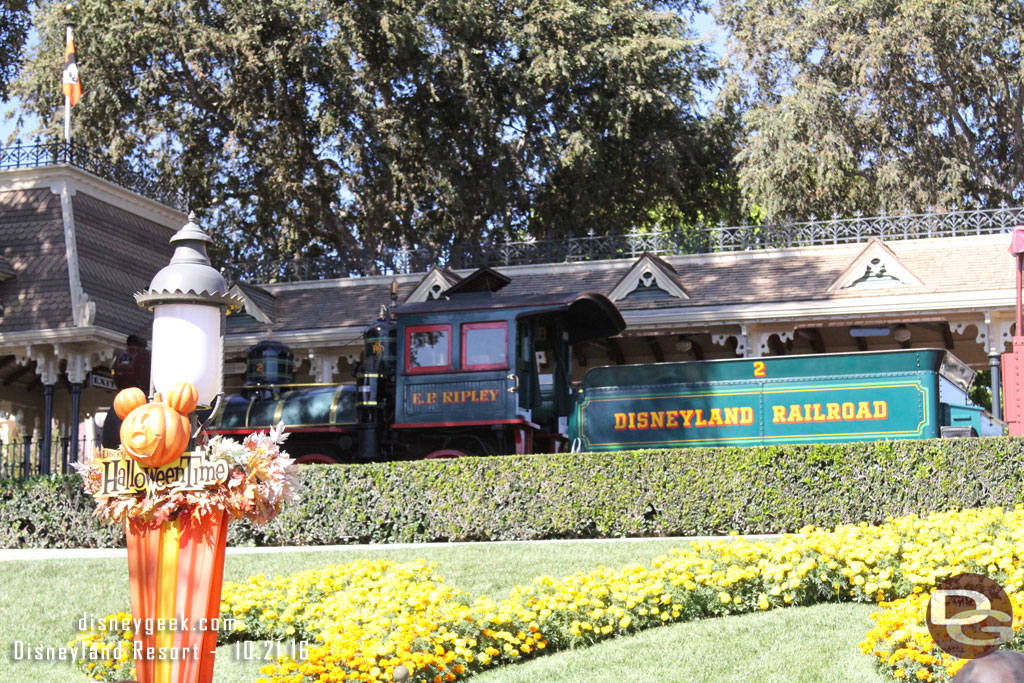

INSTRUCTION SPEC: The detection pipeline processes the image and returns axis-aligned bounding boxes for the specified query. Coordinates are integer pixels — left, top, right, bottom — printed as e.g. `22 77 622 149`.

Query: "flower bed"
70 506 1024 683
861 591 1024 681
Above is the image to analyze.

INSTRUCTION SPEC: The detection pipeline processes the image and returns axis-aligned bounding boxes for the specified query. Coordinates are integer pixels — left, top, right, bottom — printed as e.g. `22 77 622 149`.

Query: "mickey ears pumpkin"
166 381 199 415
113 387 147 420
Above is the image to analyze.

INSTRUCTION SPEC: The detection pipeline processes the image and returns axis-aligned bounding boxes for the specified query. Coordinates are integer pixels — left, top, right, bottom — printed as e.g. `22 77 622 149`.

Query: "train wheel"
424 449 466 460
293 453 337 465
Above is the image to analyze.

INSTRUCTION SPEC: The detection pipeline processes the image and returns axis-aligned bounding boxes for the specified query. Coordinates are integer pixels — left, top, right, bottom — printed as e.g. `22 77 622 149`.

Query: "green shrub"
2 437 1023 548
0 474 125 548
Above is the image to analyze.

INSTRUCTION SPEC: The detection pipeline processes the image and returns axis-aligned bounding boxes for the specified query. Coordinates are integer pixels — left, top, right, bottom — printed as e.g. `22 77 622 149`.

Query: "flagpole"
64 25 72 143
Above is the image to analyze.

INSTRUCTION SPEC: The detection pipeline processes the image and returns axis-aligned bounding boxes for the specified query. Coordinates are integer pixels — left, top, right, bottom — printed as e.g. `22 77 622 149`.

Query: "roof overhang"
224 326 366 353
619 288 1016 331
0 325 129 350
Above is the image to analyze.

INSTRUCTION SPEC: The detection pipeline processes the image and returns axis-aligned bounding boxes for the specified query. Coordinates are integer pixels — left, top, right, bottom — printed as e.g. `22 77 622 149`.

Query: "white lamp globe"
151 303 224 405
135 213 242 408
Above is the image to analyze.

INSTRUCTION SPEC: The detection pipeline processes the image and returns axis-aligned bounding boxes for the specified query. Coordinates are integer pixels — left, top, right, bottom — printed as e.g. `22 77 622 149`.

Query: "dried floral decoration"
74 424 300 526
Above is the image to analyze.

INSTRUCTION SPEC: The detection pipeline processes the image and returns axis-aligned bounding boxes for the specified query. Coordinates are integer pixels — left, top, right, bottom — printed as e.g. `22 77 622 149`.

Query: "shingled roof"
0 168 182 342
74 192 178 338
234 232 1013 344
0 188 74 332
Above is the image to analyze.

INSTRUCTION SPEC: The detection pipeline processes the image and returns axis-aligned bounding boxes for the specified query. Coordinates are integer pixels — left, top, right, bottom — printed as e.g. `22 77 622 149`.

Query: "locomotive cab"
391 269 624 457
205 268 624 462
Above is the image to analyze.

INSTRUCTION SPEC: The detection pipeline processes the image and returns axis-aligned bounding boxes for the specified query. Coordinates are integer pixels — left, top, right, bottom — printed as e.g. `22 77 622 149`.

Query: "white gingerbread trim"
951 319 988 348
608 254 689 302
756 328 795 356
405 267 461 303
307 349 341 383
827 238 923 292
710 326 747 357
54 344 117 384
987 312 1016 354
20 345 59 385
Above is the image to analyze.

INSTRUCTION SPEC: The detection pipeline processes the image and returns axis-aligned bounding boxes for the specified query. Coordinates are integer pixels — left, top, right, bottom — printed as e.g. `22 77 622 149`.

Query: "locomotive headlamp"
135 212 243 407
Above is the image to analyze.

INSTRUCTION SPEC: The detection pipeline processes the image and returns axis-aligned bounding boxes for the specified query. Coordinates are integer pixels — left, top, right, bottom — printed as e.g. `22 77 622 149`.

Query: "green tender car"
570 349 996 451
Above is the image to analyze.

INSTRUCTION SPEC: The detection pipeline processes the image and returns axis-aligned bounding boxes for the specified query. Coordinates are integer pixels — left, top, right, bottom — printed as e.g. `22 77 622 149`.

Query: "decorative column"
953 317 1010 420
42 384 54 472
989 352 1002 421
22 346 59 473
68 382 81 469
21 432 32 477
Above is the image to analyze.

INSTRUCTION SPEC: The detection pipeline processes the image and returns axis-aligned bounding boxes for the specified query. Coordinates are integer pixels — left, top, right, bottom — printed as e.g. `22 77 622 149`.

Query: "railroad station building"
0 149 1019 471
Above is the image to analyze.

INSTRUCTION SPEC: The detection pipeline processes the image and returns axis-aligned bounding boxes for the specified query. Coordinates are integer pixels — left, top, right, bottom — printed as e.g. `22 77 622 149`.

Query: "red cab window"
462 322 508 371
406 324 451 373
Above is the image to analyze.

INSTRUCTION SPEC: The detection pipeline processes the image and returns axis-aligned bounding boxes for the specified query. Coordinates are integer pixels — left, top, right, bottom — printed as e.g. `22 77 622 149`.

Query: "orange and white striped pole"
125 509 229 683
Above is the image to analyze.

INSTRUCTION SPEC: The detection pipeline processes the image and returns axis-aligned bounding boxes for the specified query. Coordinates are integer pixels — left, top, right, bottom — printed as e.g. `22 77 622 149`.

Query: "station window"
462 321 508 371
406 324 451 373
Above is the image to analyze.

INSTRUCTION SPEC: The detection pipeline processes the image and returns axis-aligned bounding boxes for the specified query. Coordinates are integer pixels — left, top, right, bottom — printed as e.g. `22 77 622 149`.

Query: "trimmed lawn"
471 602 882 683
0 538 883 682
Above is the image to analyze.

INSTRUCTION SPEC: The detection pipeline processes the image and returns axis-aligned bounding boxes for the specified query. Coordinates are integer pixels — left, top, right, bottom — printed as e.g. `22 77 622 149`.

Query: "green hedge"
2 437 1023 548
0 475 125 548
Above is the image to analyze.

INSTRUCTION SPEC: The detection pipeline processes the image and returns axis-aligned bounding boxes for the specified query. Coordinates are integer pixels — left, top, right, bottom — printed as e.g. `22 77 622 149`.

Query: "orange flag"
62 26 82 106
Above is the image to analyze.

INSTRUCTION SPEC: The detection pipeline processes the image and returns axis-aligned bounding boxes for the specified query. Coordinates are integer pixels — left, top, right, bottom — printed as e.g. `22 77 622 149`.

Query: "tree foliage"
0 0 30 101
15 0 733 273
717 0 1024 221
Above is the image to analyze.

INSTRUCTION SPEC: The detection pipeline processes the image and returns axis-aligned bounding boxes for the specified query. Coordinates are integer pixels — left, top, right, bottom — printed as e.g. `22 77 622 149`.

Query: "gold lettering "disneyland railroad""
614 407 755 431
771 401 888 424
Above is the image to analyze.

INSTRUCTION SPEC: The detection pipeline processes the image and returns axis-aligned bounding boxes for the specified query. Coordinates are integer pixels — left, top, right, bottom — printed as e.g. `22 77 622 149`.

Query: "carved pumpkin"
113 387 148 420
166 381 199 415
120 402 191 468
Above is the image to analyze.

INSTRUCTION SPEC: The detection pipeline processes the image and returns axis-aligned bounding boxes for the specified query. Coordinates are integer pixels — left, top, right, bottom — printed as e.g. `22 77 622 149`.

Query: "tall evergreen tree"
15 0 735 274
0 0 30 101
718 0 1024 221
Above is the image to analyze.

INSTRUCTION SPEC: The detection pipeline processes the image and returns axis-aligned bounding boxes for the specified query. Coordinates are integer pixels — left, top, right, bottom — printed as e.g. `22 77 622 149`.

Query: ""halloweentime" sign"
95 450 230 496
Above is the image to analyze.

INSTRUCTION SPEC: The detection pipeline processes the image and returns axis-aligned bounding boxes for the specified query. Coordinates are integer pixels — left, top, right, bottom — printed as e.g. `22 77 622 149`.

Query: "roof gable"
608 252 689 302
404 266 463 304
827 238 923 292
229 282 277 324
446 267 511 295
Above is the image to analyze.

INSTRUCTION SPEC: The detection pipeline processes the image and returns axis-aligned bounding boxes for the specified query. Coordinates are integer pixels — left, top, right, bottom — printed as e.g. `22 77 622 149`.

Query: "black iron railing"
0 437 94 479
224 204 1024 283
0 140 187 211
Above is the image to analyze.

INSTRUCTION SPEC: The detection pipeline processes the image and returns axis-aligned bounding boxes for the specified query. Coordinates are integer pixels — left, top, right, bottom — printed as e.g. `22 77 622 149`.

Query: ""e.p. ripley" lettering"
412 389 499 406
